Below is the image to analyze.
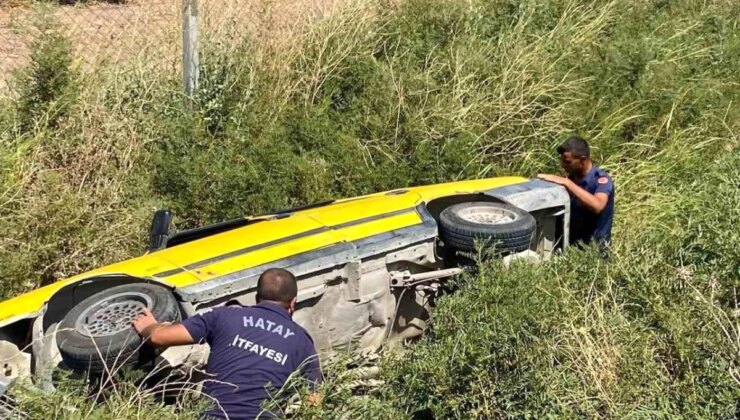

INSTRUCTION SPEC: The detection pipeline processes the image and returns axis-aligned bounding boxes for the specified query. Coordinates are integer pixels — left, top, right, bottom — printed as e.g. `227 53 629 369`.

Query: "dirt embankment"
0 0 342 90
1 1 179 89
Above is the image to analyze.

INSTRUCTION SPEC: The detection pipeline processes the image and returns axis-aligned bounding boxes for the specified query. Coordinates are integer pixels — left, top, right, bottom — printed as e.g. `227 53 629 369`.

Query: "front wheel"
56 283 180 373
439 202 536 254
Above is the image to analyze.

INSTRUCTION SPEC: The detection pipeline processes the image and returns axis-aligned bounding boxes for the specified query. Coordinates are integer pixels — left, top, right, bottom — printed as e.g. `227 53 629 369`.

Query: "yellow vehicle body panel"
0 176 527 326
153 214 332 287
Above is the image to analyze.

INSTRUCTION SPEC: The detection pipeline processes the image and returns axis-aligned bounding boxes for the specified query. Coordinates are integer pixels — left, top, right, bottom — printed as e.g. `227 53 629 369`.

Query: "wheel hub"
75 292 152 337
458 206 517 225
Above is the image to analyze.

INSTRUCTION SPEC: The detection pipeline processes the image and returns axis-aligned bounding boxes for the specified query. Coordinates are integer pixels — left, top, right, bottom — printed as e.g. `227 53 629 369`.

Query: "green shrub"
16 21 77 134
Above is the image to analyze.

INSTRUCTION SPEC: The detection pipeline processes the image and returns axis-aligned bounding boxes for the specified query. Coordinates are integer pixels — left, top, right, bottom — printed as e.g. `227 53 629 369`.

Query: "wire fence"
0 0 341 93
2 0 180 91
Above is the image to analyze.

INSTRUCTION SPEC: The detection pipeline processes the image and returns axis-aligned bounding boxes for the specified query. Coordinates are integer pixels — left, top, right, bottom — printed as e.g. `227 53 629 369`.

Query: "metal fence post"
182 0 199 95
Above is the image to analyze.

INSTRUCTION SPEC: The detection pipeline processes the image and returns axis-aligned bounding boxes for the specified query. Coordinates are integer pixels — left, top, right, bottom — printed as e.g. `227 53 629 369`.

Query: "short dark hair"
556 135 590 159
257 268 298 304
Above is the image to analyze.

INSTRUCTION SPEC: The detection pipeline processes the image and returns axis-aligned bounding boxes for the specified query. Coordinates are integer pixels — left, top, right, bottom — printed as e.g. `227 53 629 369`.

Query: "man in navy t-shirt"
538 135 615 257
132 268 322 419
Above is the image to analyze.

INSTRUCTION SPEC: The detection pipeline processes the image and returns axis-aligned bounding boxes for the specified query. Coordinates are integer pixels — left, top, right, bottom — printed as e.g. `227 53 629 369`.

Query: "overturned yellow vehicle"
0 177 569 387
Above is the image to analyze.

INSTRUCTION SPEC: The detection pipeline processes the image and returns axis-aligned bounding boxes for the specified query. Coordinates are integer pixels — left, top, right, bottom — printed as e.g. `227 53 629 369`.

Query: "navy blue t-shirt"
569 166 615 246
182 302 322 420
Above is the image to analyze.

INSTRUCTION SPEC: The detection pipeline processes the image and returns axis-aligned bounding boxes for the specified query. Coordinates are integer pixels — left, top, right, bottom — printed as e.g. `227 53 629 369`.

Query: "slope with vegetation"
1 0 738 418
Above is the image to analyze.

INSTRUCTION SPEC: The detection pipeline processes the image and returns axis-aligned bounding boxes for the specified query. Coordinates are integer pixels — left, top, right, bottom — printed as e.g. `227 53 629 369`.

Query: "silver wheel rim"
74 292 152 337
457 206 518 225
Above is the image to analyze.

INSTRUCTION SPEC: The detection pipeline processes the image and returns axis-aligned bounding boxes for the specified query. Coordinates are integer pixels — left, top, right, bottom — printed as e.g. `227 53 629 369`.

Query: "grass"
6 368 207 419
1 0 739 417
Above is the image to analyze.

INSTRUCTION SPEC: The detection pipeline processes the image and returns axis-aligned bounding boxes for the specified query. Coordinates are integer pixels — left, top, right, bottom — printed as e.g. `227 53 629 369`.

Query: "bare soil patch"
0 0 342 91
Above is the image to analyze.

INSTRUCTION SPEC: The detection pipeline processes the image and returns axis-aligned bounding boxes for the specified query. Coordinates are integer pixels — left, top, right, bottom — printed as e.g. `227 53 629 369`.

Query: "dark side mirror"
148 209 173 252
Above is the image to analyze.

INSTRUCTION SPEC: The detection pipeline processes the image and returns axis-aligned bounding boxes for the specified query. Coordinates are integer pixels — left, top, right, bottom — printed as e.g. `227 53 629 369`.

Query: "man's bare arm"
133 308 195 347
537 174 609 213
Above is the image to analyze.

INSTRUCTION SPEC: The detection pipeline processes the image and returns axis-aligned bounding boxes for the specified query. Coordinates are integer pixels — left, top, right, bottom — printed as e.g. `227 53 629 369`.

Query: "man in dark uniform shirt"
132 268 322 419
538 135 615 256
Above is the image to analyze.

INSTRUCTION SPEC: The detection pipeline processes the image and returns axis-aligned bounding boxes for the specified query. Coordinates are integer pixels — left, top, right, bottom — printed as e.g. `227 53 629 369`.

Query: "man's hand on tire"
132 308 160 338
132 308 193 347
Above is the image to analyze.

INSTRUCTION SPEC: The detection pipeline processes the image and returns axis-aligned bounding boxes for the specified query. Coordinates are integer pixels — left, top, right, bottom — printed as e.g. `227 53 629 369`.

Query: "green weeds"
15 19 77 134
7 370 204 419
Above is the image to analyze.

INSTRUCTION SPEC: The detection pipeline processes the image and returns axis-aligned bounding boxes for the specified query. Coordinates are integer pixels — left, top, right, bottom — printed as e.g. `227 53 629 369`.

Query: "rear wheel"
56 283 180 373
439 202 536 254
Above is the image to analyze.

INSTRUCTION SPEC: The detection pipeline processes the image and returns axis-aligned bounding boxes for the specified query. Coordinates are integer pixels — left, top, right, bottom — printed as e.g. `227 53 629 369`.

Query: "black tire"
56 283 180 373
439 202 536 254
